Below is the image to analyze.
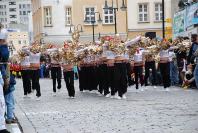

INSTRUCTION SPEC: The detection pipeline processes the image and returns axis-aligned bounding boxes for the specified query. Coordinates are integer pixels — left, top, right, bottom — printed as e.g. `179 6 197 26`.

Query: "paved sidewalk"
14 79 198 133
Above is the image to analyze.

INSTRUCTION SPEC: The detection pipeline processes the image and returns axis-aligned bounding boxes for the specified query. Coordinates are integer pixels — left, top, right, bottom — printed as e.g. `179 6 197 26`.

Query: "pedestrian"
19 46 32 98
0 27 10 133
4 72 17 124
29 43 41 100
47 47 62 96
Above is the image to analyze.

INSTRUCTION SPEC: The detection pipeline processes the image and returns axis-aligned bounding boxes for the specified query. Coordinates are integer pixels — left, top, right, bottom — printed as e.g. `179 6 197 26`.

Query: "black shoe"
0 129 11 133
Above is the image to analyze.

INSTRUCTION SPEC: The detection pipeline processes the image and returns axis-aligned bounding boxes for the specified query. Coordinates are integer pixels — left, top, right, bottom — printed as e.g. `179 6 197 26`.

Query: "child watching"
182 64 195 89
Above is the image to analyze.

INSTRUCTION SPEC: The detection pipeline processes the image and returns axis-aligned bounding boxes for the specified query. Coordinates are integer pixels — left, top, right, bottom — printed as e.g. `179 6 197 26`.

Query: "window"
10 15 16 18
23 40 27 44
20 11 22 15
84 7 95 24
138 4 149 22
65 7 72 25
44 7 52 26
103 9 114 24
23 4 26 8
9 8 16 12
9 2 16 5
23 11 26 15
18 40 21 44
155 3 162 21
19 4 21 9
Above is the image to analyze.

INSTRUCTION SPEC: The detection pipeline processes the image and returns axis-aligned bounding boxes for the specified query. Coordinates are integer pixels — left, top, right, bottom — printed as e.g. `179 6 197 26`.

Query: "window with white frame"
138 4 149 22
84 7 95 24
65 7 72 26
155 3 162 21
103 9 114 24
44 7 52 26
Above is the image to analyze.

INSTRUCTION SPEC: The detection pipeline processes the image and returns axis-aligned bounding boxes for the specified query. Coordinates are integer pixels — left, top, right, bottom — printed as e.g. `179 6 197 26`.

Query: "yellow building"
72 0 128 41
7 32 29 55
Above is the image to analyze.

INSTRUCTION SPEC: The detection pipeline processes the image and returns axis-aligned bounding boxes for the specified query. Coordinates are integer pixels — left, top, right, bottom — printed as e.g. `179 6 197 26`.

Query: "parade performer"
19 46 32 98
0 27 11 133
159 41 171 90
106 44 116 98
29 43 41 100
62 44 75 98
144 48 157 89
47 45 62 96
98 42 109 96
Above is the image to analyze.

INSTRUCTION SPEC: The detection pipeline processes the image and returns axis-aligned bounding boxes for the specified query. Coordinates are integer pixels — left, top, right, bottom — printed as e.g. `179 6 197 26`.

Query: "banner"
173 10 185 37
186 2 198 28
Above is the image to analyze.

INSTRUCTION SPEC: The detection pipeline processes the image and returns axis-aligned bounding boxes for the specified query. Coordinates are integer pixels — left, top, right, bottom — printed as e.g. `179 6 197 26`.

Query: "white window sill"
154 20 162 23
138 21 150 24
84 23 98 26
102 23 115 25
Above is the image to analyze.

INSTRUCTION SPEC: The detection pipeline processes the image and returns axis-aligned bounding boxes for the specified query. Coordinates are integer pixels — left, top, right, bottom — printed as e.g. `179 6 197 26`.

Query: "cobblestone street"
14 79 198 133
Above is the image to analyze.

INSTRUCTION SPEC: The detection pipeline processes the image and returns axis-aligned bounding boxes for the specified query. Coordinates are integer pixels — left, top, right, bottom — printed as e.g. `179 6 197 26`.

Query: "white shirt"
169 51 175 62
29 52 41 64
159 50 169 58
106 50 115 60
20 56 30 66
134 50 143 62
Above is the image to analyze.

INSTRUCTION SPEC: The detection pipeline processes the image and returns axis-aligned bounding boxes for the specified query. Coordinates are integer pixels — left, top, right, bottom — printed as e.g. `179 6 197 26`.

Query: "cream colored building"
31 0 128 43
72 0 128 41
32 0 72 44
127 0 172 39
7 32 29 55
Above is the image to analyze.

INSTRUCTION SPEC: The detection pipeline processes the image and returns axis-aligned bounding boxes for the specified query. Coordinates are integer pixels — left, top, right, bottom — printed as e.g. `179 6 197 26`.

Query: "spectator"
182 64 195 89
4 73 17 124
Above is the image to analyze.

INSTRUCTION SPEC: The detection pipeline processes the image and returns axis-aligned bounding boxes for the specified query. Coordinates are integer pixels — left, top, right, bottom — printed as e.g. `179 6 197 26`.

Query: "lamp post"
103 0 127 34
162 0 165 39
69 24 83 34
40 32 47 45
84 12 103 43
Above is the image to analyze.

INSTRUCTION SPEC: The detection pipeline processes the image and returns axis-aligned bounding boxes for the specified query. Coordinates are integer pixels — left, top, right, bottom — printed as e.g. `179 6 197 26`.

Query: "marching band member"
29 44 41 100
62 47 75 98
98 42 109 96
133 46 144 91
19 46 32 98
159 42 171 91
47 46 62 96
106 46 116 98
144 49 157 89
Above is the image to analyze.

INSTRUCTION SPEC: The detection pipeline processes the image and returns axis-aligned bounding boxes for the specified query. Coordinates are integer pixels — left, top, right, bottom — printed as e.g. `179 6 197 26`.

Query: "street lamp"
84 12 103 43
162 0 165 39
103 0 127 34
69 24 83 34
40 32 47 45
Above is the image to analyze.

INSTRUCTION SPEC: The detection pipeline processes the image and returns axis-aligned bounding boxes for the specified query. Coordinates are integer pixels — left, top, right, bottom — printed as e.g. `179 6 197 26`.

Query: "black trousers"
86 66 97 91
30 70 41 97
51 67 62 92
78 66 83 91
126 62 133 86
114 63 127 97
159 63 171 88
64 71 75 97
107 66 116 96
21 70 31 95
134 66 144 89
98 64 109 95
144 61 157 86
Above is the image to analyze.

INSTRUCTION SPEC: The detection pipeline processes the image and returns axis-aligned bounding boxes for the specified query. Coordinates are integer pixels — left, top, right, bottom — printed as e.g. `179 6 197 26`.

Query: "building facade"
0 0 31 28
31 0 127 44
72 0 127 41
32 0 72 44
127 0 172 39
7 31 29 55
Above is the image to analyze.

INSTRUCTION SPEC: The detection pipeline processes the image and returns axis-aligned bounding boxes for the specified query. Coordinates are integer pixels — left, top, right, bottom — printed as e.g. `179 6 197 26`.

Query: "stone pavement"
13 79 198 133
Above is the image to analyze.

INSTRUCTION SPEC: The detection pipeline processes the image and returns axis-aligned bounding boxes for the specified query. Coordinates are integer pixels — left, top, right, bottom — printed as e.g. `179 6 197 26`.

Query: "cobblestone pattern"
14 79 198 133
